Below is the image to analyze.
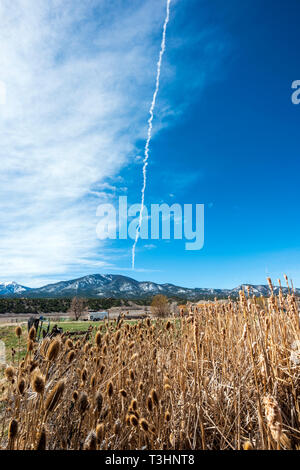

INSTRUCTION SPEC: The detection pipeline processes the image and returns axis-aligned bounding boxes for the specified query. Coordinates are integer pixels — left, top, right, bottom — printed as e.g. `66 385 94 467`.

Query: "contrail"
131 0 171 270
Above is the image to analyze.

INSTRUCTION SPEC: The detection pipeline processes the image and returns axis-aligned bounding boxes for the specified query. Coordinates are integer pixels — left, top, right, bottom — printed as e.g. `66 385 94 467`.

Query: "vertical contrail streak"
131 0 171 269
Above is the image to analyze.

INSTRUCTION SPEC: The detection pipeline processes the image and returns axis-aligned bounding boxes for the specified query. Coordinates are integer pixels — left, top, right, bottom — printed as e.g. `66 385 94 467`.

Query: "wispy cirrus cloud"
0 0 230 286
0 0 176 285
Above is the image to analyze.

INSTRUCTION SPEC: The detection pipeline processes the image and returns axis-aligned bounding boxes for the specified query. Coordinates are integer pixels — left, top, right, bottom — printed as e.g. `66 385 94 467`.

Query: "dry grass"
0 279 299 450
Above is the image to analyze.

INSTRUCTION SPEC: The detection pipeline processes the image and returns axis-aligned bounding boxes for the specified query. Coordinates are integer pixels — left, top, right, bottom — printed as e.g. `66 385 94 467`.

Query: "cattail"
129 369 135 381
165 411 171 422
35 426 47 450
73 390 78 401
95 390 103 412
78 392 89 414
139 418 149 432
5 366 14 381
67 350 75 363
45 380 65 414
95 331 101 348
166 321 171 330
15 326 22 338
84 431 97 450
28 326 36 341
243 441 253 450
107 381 113 397
119 389 127 398
47 339 60 362
263 395 282 442
17 378 25 395
100 364 105 375
32 371 45 395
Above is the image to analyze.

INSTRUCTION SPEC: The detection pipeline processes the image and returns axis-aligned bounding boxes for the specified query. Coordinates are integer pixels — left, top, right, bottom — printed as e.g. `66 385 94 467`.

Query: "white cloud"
0 0 174 284
0 0 229 285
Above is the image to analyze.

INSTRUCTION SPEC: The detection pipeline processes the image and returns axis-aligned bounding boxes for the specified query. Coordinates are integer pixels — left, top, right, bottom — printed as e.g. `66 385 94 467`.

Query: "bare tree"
69 297 88 321
151 295 170 318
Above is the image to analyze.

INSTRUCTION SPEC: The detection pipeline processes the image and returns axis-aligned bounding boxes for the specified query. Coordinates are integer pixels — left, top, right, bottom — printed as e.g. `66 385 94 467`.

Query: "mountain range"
0 275 298 300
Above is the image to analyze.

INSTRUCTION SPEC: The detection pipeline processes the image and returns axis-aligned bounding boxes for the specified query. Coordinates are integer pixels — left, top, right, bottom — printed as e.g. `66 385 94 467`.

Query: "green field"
0 321 100 364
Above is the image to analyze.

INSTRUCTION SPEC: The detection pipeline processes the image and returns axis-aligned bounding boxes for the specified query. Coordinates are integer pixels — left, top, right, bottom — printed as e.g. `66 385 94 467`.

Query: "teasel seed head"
17 377 25 395
90 373 96 388
5 366 14 381
150 389 159 407
78 392 89 414
67 350 75 363
125 414 131 426
107 381 113 397
119 389 127 398
81 368 88 382
95 331 101 348
139 418 149 432
45 380 65 414
47 339 60 362
84 431 97 450
243 441 253 450
28 326 36 341
96 423 105 442
8 419 18 440
146 395 153 413
65 339 73 350
29 360 38 373
35 426 47 450
32 370 45 395
263 395 282 442
15 326 22 338
130 398 138 411
95 390 103 412
130 414 139 427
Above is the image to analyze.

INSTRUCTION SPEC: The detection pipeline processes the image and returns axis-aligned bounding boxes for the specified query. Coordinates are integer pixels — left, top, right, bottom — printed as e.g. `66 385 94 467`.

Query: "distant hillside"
0 274 298 300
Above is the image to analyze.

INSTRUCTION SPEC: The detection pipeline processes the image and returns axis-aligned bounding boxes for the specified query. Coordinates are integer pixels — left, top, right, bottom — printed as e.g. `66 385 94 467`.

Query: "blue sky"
0 0 299 288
